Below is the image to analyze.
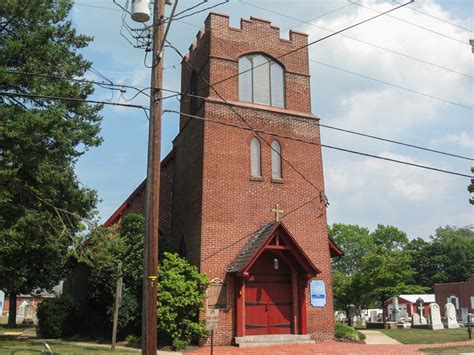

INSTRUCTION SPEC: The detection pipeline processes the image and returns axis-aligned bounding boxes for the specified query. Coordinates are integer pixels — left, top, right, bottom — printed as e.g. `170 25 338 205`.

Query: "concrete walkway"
360 330 401 345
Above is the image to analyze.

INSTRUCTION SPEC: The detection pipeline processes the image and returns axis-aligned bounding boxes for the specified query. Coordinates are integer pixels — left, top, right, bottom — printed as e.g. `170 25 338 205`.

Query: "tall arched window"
250 138 261 178
239 54 284 108
271 140 282 180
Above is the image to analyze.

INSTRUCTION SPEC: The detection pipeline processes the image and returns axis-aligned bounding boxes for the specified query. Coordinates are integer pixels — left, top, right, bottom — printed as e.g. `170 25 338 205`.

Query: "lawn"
380 328 470 344
0 338 139 354
420 345 474 353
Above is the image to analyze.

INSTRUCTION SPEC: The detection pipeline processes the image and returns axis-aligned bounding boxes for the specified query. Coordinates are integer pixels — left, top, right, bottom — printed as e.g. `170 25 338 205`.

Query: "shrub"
37 295 77 338
335 323 366 342
125 335 141 348
157 252 209 350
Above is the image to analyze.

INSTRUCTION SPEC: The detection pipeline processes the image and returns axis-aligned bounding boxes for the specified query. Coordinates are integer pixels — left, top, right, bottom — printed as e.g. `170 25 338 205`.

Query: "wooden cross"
272 204 284 222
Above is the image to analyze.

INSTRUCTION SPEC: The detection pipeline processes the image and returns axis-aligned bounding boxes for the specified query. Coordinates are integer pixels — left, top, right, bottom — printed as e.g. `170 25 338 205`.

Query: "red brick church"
105 13 343 345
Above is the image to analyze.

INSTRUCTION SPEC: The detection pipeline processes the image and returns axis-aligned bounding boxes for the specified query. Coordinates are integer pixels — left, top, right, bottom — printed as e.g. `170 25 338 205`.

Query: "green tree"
409 226 474 289
0 0 102 326
330 224 425 318
468 167 473 204
157 252 209 350
329 224 374 315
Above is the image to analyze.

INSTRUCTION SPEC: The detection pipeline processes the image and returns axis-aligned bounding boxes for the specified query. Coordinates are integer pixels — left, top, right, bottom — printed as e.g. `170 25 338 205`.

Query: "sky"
70 0 473 239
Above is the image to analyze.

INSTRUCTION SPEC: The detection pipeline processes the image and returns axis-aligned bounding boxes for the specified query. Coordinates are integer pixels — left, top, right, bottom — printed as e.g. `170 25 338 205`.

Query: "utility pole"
142 0 164 353
111 261 123 351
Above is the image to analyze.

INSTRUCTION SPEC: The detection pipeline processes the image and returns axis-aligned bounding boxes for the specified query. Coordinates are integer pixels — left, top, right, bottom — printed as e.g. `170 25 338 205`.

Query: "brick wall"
434 275 474 317
171 13 335 344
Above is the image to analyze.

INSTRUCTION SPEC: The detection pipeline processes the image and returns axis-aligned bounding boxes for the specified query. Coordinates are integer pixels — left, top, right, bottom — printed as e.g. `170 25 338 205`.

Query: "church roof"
103 148 175 227
228 221 320 275
228 222 278 273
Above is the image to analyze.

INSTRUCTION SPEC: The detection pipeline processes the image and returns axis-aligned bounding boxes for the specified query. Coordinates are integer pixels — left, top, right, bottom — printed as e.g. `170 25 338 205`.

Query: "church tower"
169 13 339 345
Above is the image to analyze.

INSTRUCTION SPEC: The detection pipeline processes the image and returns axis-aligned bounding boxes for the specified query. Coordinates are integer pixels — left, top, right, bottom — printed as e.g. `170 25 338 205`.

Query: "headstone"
468 313 473 324
445 303 459 328
412 313 421 326
420 316 427 324
22 304 34 325
392 296 400 322
416 297 424 317
0 291 4 315
429 303 443 330
370 310 378 322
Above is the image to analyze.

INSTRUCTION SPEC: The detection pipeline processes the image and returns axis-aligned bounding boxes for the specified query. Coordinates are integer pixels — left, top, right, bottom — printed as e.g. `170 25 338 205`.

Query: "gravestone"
445 303 459 328
370 310 378 322
420 316 427 324
412 313 421 326
392 296 400 322
429 303 443 330
22 304 34 325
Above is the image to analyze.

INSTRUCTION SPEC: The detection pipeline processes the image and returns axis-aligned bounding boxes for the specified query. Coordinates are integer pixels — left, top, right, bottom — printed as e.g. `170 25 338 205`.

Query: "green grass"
419 345 474 353
0 337 139 354
380 328 469 344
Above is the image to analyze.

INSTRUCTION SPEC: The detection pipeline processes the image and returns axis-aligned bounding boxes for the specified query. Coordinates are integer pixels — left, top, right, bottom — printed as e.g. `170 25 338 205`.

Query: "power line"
310 59 473 111
350 0 470 46
166 41 326 202
240 1 473 79
170 0 230 22
207 0 415 91
4 70 471 162
0 70 151 99
392 0 473 33
75 2 122 12
0 91 150 111
164 109 473 179
157 87 474 162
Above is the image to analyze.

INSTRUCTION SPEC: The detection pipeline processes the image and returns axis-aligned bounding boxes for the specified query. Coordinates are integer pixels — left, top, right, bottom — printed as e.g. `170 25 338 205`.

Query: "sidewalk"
359 330 401 344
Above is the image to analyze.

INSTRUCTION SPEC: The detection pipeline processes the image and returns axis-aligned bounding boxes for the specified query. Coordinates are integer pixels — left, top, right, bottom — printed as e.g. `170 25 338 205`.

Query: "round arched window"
239 54 284 108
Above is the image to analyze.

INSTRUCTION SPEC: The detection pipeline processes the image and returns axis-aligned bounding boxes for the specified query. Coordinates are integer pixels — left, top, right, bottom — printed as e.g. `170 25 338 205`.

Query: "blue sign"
0 291 4 315
310 280 326 307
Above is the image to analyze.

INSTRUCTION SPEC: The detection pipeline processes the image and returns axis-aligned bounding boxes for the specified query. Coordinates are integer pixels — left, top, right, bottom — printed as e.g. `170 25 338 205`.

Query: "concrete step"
234 334 315 347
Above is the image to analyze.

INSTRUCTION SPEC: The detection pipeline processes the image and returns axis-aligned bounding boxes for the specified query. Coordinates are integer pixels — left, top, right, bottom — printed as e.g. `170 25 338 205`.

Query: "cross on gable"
272 204 284 222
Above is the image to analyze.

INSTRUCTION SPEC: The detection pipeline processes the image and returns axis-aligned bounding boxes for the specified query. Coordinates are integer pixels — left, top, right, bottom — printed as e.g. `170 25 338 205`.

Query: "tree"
329 224 374 315
330 224 426 318
409 226 474 289
157 252 209 350
0 0 102 325
468 167 473 204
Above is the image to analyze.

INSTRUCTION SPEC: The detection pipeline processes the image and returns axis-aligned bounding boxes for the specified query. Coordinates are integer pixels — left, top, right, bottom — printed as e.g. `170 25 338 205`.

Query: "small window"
238 54 284 108
271 140 282 180
250 138 261 178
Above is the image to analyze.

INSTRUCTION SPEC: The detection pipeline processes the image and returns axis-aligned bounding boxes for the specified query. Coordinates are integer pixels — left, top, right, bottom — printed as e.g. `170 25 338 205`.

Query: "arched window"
239 54 284 108
250 138 261 178
271 140 282 180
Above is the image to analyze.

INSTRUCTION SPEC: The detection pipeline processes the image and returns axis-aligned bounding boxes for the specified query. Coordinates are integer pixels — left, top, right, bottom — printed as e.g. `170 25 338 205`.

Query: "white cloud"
432 131 474 149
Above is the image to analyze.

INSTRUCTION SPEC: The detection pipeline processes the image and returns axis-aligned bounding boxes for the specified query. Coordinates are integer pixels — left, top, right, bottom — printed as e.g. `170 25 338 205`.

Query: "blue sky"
71 0 473 238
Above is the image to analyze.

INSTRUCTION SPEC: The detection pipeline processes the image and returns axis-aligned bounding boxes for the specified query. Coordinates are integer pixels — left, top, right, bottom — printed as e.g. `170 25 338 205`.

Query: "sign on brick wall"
310 280 326 307
207 278 228 309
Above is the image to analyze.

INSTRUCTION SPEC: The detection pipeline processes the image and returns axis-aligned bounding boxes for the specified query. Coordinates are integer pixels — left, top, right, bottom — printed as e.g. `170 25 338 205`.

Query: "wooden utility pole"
142 0 164 353
111 261 123 351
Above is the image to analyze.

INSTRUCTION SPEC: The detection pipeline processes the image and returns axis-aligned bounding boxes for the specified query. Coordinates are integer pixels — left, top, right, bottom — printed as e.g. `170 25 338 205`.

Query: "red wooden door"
244 273 292 335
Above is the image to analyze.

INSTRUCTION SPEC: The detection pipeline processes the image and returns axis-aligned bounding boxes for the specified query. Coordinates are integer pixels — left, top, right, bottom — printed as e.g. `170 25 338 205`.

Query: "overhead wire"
349 0 470 46
170 0 230 22
163 109 473 179
0 91 150 111
392 0 473 33
173 17 472 111
240 0 473 79
157 87 473 162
